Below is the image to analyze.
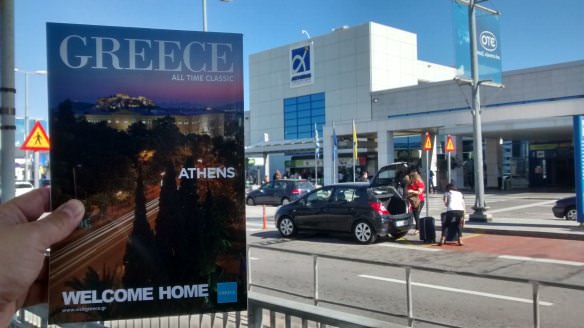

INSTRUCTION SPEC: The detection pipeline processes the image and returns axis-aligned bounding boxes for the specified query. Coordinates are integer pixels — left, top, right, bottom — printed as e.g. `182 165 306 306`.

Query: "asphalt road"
245 191 584 327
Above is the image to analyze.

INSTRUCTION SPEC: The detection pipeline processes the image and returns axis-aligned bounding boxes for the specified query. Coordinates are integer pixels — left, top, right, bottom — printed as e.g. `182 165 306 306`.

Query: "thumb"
32 200 85 249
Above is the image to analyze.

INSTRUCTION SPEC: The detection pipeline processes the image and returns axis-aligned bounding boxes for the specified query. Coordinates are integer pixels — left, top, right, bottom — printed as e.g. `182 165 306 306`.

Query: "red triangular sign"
446 135 456 152
423 133 432 151
21 121 50 151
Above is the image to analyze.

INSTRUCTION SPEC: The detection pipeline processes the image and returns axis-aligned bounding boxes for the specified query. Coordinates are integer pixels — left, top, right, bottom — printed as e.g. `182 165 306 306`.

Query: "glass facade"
284 93 325 139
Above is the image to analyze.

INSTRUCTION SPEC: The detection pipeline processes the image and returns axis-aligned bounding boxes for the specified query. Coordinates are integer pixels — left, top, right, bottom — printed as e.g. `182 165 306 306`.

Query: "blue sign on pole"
573 116 584 223
453 2 503 84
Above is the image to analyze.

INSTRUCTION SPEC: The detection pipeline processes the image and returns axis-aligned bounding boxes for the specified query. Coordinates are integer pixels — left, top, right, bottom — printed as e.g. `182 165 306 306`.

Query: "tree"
154 161 181 284
122 164 157 288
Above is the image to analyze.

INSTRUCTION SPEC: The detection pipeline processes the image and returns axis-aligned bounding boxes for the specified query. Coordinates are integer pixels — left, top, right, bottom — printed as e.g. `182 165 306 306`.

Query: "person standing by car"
438 183 465 246
407 171 425 234
358 171 369 182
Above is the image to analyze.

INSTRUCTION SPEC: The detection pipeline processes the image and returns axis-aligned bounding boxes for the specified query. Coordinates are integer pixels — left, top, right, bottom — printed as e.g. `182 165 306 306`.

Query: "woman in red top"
407 171 425 233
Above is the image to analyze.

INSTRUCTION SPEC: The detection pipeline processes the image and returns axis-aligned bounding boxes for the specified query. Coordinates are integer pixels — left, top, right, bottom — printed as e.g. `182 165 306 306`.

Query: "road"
245 191 584 327
48 199 160 311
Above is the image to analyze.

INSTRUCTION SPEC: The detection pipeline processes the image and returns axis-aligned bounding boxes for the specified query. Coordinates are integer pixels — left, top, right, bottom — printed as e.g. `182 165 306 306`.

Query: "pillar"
377 130 394 169
485 138 499 189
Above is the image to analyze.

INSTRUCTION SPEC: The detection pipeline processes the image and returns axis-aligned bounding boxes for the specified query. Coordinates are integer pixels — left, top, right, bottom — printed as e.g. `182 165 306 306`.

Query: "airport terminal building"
245 22 583 191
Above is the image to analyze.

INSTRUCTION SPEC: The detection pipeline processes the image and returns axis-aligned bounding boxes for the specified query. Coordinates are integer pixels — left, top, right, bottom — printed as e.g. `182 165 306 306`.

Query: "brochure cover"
46 23 246 323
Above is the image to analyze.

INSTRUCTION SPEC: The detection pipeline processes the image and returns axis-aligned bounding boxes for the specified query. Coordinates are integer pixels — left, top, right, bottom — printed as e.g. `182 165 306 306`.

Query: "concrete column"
263 152 269 183
454 136 464 187
485 138 499 189
377 130 394 169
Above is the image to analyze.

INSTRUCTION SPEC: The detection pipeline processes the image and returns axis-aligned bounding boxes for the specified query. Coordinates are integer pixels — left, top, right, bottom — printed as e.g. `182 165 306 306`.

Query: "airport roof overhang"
245 138 317 157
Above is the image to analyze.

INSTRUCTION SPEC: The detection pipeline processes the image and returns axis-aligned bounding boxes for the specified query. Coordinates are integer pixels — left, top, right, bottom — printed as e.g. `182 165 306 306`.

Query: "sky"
13 0 584 120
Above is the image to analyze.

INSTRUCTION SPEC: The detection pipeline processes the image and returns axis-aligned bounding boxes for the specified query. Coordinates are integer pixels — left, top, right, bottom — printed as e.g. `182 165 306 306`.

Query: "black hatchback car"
275 182 413 244
552 196 577 221
246 179 314 206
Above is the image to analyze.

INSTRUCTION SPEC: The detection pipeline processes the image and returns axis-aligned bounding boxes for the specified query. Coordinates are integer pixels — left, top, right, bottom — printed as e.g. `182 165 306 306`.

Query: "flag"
314 123 320 159
352 119 358 160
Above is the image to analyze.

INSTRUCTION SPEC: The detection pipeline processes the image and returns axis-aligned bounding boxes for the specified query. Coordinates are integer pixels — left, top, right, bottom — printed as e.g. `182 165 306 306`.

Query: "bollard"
262 205 267 230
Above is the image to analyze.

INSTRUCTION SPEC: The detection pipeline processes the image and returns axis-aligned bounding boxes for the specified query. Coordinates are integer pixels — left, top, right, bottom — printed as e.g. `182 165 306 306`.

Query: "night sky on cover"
46 23 243 110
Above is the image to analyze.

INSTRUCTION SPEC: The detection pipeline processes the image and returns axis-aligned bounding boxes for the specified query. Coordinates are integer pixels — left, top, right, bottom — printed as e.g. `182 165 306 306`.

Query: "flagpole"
314 123 318 186
332 121 336 184
352 119 356 182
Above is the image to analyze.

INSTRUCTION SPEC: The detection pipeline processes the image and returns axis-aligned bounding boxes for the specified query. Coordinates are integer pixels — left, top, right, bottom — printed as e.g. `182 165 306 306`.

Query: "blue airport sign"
290 43 313 87
573 116 584 223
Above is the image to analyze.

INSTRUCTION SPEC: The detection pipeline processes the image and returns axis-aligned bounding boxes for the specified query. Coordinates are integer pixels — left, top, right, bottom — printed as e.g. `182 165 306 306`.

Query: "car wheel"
246 197 255 206
278 217 296 237
390 231 408 240
281 197 290 205
353 221 377 244
565 206 577 221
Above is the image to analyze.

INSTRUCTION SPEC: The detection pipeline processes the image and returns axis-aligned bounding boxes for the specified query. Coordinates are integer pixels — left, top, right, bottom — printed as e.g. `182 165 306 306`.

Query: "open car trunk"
369 162 413 238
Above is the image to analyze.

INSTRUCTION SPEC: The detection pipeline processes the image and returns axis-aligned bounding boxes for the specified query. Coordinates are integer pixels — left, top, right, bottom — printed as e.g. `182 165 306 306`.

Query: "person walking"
438 183 465 246
407 171 425 234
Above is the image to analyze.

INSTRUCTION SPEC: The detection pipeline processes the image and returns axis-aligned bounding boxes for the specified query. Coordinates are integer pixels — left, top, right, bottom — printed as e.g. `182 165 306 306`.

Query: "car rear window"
297 182 313 190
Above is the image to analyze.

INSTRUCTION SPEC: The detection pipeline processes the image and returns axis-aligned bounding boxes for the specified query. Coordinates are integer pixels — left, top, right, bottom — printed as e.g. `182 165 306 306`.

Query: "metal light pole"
1 0 16 201
468 0 492 222
202 0 232 32
455 0 501 221
15 69 47 182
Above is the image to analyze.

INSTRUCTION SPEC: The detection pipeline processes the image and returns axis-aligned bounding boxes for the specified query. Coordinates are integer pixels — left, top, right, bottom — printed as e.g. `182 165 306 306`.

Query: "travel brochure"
46 22 246 323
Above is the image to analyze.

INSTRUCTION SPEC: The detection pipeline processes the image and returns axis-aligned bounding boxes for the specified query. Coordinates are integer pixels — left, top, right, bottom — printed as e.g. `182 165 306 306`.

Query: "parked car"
275 179 413 244
15 181 34 197
552 196 577 221
246 179 314 206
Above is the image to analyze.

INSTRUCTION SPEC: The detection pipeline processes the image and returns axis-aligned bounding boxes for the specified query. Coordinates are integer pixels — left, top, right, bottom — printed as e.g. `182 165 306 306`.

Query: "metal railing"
248 243 584 328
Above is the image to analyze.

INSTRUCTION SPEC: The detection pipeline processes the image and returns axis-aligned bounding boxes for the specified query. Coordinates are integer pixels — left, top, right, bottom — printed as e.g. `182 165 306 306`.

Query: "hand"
0 188 84 327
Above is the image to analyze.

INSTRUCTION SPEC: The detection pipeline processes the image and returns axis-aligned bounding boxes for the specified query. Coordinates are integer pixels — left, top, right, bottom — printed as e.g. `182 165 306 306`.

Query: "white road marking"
498 255 584 267
487 200 557 214
375 243 442 252
359 274 553 306
249 257 260 261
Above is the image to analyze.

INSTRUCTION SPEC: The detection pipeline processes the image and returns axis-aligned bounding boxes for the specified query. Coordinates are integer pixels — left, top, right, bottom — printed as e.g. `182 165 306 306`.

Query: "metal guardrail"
12 243 584 328
248 243 584 328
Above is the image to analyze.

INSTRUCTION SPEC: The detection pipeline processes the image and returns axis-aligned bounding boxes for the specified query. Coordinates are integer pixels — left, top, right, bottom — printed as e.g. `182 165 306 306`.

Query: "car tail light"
291 188 301 195
369 201 389 215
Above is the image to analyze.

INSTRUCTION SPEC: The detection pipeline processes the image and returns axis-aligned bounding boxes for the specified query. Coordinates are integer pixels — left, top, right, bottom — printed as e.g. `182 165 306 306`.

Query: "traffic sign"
423 132 432 151
445 135 456 152
21 121 50 151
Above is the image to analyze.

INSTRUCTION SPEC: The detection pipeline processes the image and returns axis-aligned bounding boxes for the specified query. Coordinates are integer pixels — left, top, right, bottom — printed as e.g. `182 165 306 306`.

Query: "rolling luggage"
419 216 436 243
444 219 461 242
441 212 463 242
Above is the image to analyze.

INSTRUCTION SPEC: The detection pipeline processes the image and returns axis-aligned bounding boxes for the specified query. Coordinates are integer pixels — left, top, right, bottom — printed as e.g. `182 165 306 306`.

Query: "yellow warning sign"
423 132 432 151
21 121 50 151
445 135 456 153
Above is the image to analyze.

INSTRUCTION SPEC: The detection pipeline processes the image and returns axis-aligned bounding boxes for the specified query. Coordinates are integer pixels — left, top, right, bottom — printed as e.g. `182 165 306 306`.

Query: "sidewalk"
423 191 584 241
463 217 584 240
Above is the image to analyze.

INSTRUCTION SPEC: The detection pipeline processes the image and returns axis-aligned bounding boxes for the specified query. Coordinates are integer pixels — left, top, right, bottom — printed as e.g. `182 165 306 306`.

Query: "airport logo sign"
290 43 314 87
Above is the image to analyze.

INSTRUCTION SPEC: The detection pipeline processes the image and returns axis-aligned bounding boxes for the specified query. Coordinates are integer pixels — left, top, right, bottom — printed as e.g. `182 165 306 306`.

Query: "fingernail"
57 199 85 219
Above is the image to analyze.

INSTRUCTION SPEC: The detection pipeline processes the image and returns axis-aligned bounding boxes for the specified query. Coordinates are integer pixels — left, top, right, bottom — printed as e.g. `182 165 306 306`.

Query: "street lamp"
14 68 47 182
202 0 232 32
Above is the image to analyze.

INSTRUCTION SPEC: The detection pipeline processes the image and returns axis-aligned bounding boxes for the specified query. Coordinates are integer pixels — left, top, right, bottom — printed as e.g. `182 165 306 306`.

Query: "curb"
463 226 584 241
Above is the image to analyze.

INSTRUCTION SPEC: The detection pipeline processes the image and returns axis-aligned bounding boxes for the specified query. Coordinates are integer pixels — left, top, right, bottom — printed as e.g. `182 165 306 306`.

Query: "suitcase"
444 215 462 242
444 221 460 241
419 216 436 243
